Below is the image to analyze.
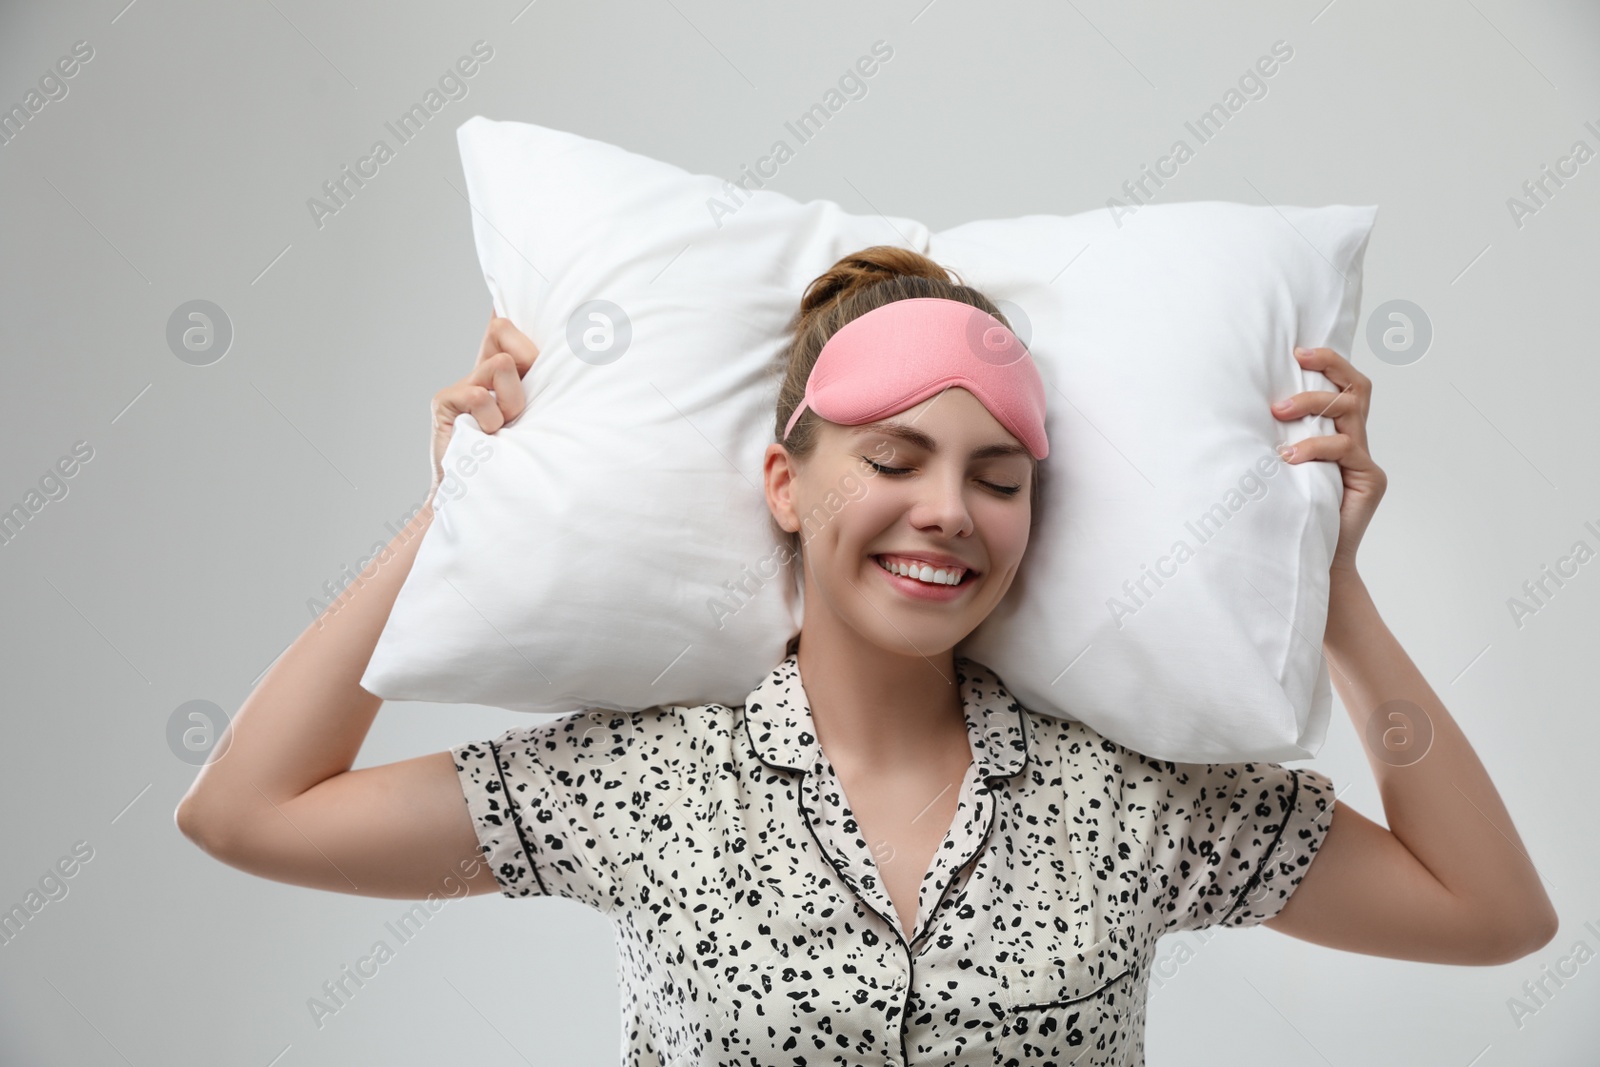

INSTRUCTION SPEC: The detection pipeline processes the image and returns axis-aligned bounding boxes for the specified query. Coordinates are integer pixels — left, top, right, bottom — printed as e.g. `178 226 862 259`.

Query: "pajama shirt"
453 652 1336 1066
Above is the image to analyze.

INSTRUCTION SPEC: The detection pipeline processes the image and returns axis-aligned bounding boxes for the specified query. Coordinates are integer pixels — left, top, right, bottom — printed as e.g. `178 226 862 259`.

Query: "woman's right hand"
429 314 541 498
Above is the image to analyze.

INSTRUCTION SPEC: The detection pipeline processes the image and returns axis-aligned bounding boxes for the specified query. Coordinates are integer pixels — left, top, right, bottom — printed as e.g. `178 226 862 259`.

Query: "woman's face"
764 387 1036 659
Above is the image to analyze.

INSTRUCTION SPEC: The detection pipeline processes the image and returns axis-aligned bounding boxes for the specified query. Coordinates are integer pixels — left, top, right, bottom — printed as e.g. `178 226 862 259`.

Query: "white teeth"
875 556 964 586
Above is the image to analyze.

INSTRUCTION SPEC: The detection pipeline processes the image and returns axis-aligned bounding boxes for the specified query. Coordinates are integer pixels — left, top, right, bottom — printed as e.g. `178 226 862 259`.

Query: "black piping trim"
910 783 1001 953
983 697 1032 781
793 766 916 1066
1011 968 1131 1011
1219 767 1299 925
741 700 779 770
965 658 1031 781
487 738 549 897
742 692 811 773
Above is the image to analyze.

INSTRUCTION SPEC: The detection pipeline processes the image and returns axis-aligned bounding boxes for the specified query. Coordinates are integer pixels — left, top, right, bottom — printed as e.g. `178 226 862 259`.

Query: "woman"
177 247 1558 1066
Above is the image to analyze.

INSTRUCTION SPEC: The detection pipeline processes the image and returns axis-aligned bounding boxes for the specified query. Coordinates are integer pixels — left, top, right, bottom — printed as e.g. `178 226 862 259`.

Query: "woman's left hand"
1272 346 1387 577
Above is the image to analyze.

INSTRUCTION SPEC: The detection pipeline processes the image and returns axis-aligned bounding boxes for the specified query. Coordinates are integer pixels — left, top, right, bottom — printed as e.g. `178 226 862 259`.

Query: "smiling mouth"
871 555 979 587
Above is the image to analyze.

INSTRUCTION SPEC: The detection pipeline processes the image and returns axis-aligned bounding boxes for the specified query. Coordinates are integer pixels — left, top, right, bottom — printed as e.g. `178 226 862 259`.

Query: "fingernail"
1277 443 1296 461
1294 347 1311 358
1272 399 1293 412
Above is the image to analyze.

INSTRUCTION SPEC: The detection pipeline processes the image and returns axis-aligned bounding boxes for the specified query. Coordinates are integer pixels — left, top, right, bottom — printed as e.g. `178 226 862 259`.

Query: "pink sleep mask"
783 297 1049 460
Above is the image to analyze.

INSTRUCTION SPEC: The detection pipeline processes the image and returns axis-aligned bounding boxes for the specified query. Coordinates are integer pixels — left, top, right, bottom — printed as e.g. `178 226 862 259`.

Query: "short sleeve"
1147 757 1337 933
453 707 663 914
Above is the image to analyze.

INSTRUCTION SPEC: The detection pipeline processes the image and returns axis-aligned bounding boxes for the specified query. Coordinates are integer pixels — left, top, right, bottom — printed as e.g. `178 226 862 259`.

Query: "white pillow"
360 114 1375 763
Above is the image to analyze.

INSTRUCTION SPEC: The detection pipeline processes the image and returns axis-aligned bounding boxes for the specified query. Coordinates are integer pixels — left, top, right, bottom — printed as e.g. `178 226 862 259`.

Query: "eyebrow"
849 420 1031 460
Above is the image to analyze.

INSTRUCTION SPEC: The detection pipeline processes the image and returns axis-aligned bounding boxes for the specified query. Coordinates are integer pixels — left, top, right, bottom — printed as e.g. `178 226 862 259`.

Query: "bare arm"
1256 346 1556 965
175 317 540 900
1264 570 1560 964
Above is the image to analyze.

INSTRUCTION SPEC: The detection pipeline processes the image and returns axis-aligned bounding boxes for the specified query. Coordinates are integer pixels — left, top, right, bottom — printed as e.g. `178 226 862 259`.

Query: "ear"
763 442 801 534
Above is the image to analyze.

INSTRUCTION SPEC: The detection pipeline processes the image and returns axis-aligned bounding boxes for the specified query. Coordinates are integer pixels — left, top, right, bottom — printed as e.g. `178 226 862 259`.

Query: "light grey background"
3 1 1597 1064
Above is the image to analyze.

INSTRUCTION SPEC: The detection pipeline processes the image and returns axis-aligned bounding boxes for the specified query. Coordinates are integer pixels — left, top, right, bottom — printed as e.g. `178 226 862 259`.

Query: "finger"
466 349 527 427
1279 432 1344 464
1295 346 1370 397
436 382 505 435
1271 389 1361 421
1276 369 1370 453
477 316 501 364
478 317 540 378
1279 433 1380 474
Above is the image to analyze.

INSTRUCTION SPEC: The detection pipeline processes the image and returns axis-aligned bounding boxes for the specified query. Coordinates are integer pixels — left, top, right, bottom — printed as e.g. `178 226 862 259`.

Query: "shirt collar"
741 652 1029 779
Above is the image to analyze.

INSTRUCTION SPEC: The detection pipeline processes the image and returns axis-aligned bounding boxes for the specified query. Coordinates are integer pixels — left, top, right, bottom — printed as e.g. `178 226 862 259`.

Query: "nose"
907 464 974 539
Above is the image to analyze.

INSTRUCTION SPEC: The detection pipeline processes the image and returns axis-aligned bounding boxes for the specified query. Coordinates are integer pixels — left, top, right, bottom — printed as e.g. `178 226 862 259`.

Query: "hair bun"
790 246 963 330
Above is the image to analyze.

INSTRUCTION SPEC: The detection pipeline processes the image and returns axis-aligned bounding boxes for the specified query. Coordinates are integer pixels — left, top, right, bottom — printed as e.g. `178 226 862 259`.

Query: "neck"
793 628 970 776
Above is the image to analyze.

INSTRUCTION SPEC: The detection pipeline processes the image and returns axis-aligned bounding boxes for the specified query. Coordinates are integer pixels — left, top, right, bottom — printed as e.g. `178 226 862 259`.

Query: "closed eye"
862 456 1022 496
